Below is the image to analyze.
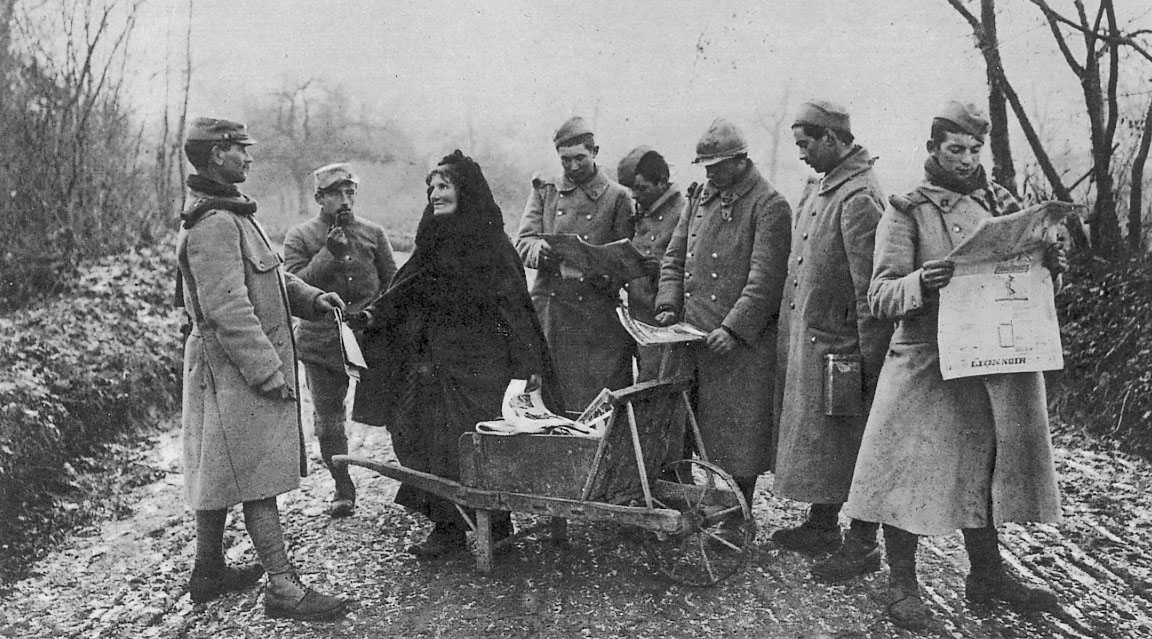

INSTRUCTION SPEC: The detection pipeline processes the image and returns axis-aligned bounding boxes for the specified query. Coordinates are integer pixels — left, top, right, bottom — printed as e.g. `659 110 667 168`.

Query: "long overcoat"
844 180 1062 536
283 213 396 371
178 196 324 510
772 147 891 503
515 167 635 411
655 163 791 477
627 184 687 380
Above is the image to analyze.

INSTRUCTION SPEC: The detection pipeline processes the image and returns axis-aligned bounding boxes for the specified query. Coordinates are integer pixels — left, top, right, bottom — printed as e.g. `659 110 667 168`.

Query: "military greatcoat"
656 163 791 477
627 184 687 380
844 180 1062 536
515 167 635 411
178 192 324 510
772 147 891 503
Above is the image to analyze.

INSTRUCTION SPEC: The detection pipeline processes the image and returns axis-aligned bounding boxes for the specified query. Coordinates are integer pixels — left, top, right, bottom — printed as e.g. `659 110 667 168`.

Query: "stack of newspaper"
475 379 613 438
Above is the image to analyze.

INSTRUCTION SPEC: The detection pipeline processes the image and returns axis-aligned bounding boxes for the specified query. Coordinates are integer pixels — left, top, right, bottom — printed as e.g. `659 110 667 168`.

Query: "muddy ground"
1 399 1150 639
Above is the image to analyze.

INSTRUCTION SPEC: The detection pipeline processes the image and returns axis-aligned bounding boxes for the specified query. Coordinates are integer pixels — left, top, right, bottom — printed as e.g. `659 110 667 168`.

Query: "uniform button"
711 253 718 259
688 252 694 258
657 215 663 221
797 257 803 264
942 199 950 206
811 211 816 216
586 214 592 220
793 281 799 287
579 276 585 282
685 292 692 298
810 336 817 343
711 272 718 279
577 296 584 302
650 234 656 240
550 292 556 297
710 294 717 301
347 276 353 281
953 225 961 232
645 249 652 254
557 210 565 216
789 302 795 309
802 233 808 240
345 255 352 261
582 235 589 240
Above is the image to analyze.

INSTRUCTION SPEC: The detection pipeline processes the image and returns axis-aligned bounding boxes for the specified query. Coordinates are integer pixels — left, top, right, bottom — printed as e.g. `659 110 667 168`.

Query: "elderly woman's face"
429 174 458 216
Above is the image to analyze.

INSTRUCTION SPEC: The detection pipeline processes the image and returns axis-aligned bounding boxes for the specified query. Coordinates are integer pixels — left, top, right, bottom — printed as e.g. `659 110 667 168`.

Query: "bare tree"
944 0 1070 201
1027 0 1152 256
1130 96 1152 253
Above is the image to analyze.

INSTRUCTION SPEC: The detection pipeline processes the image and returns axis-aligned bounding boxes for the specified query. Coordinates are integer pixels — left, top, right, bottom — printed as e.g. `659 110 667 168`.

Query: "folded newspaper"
615 303 708 346
475 379 613 438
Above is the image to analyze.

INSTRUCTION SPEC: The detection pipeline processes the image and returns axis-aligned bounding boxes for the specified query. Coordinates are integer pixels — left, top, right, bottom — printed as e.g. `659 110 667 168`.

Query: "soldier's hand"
706 327 737 354
920 260 955 291
654 310 678 326
1043 239 1068 277
315 292 346 314
258 371 290 400
535 241 558 269
326 224 351 259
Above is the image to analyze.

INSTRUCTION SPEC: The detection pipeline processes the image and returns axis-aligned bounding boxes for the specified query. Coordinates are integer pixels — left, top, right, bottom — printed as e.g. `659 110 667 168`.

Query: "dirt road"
1 407 1149 638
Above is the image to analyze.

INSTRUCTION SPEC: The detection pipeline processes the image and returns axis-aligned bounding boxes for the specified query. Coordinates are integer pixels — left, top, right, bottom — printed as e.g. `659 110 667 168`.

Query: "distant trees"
0 0 158 310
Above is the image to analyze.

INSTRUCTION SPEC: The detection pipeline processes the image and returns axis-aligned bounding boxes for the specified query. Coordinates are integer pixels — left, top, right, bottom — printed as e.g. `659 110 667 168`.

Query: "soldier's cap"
617 145 655 188
313 163 360 193
934 101 990 137
185 117 256 145
693 117 748 166
553 116 594 147
793 100 851 134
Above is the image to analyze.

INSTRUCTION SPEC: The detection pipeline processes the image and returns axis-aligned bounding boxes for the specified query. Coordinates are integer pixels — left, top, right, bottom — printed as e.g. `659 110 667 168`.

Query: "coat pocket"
244 241 283 273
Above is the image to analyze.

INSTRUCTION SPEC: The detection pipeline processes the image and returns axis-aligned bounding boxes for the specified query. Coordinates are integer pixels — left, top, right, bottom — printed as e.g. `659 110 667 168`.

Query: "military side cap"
694 117 748 166
934 101 990 137
793 100 851 134
617 145 654 188
186 117 256 145
313 162 360 193
553 116 593 147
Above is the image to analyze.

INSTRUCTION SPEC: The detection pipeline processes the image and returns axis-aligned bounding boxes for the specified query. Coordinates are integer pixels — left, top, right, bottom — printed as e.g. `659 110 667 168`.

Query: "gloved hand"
345 309 374 331
257 371 292 400
1043 240 1068 277
326 224 351 259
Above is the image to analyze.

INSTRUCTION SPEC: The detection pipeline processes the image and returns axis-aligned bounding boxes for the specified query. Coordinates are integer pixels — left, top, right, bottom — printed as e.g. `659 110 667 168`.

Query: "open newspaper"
539 233 650 281
937 201 1082 380
616 302 708 346
475 379 613 438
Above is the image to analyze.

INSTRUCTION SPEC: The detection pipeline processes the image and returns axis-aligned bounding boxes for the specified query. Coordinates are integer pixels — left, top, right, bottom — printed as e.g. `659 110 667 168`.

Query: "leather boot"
408 522 468 559
883 525 931 630
320 434 355 518
811 519 881 582
189 562 265 604
771 503 842 554
263 572 348 621
963 525 1059 612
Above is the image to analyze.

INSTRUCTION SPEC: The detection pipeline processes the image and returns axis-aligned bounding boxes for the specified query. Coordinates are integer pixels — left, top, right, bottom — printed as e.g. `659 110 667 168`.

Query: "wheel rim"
642 458 755 586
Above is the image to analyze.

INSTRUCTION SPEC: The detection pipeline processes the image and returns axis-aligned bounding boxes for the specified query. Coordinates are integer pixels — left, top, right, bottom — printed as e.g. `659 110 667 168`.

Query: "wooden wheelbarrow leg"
475 510 494 573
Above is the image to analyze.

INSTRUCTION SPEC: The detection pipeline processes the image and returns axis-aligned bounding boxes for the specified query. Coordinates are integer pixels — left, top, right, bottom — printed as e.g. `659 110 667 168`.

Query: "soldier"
177 118 348 621
284 163 397 518
844 102 1067 629
770 101 892 582
515 117 635 411
616 146 687 380
654 118 792 508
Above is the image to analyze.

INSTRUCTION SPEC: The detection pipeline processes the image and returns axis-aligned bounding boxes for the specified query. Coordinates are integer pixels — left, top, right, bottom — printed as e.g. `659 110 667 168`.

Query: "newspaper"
616 303 708 346
335 310 367 381
937 201 1082 380
539 234 650 281
475 378 610 437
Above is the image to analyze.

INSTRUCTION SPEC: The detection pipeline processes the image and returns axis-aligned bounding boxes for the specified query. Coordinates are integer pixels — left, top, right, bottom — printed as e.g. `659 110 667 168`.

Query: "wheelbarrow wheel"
642 458 755 587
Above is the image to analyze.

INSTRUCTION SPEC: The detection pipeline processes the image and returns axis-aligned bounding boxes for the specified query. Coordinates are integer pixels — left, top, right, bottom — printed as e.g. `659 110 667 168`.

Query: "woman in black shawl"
352 150 561 558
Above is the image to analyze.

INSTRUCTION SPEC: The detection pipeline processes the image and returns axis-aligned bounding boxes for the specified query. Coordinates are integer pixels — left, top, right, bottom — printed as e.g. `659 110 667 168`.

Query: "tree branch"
1031 0 1085 76
944 0 981 32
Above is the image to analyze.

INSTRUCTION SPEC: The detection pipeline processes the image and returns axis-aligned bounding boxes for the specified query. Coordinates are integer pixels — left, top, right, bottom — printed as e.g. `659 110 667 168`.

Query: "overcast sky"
131 0 1149 196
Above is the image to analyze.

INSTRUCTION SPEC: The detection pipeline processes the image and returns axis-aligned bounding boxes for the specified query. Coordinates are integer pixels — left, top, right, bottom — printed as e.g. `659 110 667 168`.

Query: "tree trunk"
0 0 14 110
1130 98 1152 253
980 0 1017 195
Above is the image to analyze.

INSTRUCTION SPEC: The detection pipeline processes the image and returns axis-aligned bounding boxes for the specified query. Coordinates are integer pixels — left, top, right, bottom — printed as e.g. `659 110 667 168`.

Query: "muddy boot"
771 502 842 554
189 562 265 604
811 519 881 583
963 525 1060 612
263 571 348 622
320 434 355 518
883 525 931 630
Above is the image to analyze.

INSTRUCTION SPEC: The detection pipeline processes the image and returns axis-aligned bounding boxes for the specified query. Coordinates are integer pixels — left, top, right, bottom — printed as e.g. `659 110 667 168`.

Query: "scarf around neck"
183 174 258 228
923 157 1002 216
